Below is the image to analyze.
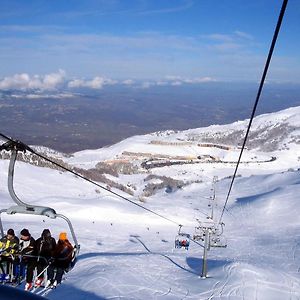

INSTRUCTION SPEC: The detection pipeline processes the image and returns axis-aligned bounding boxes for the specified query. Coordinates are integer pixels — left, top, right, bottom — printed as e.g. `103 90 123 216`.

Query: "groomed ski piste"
1 106 300 299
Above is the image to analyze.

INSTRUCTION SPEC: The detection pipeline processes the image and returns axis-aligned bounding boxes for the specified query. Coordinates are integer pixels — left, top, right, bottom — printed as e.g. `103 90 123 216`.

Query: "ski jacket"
19 236 36 259
36 236 56 261
0 236 19 256
52 239 74 269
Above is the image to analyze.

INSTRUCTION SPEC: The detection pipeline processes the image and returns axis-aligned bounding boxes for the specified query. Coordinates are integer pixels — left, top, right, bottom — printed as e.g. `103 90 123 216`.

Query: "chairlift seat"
175 233 190 250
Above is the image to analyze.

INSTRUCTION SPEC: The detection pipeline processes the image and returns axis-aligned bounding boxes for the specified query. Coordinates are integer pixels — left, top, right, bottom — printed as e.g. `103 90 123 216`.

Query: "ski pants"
0 255 19 278
0 256 13 274
20 259 35 283
47 265 64 284
36 259 48 279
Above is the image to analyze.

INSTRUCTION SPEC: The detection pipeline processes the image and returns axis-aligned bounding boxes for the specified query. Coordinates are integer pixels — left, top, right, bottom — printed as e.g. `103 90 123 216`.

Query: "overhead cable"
0 132 180 226
218 0 289 225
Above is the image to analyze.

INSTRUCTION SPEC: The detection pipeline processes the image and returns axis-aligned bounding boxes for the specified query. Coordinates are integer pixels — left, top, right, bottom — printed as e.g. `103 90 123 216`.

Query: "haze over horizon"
0 83 299 153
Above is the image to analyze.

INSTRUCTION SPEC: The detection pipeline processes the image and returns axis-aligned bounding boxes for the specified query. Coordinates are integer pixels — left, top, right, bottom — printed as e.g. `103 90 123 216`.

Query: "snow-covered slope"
61 106 300 200
67 106 300 166
0 106 300 299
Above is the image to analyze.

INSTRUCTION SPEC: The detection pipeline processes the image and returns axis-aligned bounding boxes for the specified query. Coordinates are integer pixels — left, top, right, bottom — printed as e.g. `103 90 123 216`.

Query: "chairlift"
193 224 206 242
0 140 80 266
174 225 190 250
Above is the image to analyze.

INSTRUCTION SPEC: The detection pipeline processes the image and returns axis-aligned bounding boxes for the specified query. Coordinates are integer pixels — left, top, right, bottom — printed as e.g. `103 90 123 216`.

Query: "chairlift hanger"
0 140 80 255
174 225 190 250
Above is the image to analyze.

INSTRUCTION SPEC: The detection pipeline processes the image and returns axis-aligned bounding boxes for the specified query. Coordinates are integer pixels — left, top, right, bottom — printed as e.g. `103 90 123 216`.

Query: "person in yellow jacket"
0 229 19 278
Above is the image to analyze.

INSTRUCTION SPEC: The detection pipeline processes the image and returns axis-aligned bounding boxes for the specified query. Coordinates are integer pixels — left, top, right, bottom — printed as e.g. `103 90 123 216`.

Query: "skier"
46 232 74 288
34 229 56 288
0 228 19 280
19 228 36 291
181 239 189 249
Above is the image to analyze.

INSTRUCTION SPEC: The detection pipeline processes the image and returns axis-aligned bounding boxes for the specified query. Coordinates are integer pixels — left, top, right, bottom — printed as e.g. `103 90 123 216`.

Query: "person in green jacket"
0 228 19 278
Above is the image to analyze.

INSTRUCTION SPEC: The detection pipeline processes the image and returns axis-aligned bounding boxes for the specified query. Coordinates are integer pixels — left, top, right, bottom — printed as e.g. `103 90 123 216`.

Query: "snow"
0 106 300 299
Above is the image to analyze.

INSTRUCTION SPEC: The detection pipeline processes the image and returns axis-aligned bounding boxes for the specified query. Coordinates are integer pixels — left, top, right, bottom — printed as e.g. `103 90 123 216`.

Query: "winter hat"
20 228 30 237
59 232 67 241
7 228 15 236
42 229 51 238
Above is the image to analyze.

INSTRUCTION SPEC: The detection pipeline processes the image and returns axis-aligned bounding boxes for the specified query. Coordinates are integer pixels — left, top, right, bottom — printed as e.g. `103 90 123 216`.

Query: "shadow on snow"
186 257 232 274
78 235 199 276
235 187 281 205
47 284 106 300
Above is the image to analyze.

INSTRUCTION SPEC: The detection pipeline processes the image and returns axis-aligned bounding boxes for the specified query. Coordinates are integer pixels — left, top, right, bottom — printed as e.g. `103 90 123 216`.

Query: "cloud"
0 71 119 92
200 31 256 54
43 70 66 88
140 76 217 88
68 76 117 89
234 31 254 40
182 76 216 83
122 79 135 85
137 0 194 15
0 25 66 33
0 28 261 81
204 34 233 43
141 81 153 89
211 42 242 52
0 69 217 94
56 0 194 18
165 75 216 84
39 32 201 53
10 92 75 99
0 69 66 90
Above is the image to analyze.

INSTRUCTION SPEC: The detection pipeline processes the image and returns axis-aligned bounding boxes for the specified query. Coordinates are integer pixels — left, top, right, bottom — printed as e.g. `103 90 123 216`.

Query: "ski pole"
35 258 53 280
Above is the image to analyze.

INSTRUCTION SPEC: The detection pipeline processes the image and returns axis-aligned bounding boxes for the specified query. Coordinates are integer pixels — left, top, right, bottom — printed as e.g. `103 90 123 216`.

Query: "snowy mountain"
62 106 300 199
0 106 300 299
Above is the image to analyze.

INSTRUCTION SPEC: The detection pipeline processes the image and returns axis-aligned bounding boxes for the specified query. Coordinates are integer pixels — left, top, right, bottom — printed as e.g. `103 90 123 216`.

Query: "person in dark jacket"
0 229 19 278
46 232 73 287
19 228 36 291
34 229 56 287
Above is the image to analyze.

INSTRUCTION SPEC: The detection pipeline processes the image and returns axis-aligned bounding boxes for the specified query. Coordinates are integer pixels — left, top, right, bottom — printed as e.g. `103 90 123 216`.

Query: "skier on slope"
34 229 56 288
46 232 74 288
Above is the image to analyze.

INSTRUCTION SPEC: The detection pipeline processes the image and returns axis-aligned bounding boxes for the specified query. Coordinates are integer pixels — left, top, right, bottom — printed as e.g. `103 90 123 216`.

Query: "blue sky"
0 0 299 86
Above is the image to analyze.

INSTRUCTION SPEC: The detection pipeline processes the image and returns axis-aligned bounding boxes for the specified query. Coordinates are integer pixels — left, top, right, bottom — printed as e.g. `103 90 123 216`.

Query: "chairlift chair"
0 141 80 265
174 225 190 250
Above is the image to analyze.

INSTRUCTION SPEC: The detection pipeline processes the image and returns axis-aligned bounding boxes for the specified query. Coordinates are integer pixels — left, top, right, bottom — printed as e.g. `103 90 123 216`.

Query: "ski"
36 277 66 297
40 287 55 297
31 285 44 294
37 283 59 297
0 276 26 288
35 285 54 296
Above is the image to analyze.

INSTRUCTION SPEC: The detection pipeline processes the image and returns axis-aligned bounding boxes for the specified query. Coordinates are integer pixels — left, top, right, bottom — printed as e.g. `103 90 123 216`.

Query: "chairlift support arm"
0 142 79 252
